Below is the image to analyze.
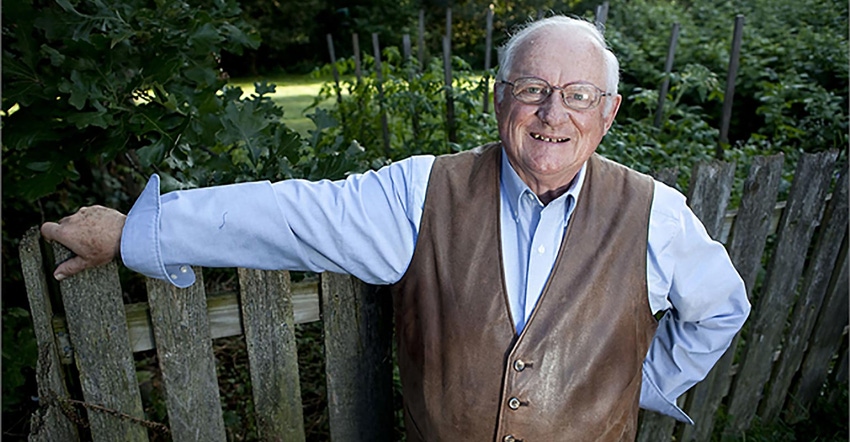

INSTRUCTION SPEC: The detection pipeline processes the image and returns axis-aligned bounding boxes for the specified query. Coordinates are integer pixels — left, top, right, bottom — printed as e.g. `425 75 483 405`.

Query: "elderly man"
43 15 748 442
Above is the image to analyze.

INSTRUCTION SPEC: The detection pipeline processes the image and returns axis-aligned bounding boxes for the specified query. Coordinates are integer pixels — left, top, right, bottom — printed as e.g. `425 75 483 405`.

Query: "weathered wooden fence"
23 240 393 441
21 151 846 441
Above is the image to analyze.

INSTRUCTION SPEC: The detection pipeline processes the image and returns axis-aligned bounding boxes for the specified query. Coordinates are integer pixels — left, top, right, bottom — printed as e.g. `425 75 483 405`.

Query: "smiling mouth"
531 132 570 143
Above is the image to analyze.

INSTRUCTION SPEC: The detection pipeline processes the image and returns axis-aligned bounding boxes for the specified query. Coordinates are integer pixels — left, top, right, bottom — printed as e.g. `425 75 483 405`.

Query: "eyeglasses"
499 77 612 111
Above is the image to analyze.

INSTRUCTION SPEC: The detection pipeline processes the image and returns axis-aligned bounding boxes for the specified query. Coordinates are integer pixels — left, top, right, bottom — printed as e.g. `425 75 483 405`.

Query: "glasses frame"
499 77 612 111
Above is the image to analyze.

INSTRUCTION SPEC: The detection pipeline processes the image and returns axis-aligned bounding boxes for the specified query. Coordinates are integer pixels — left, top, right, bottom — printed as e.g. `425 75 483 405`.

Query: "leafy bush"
310 50 498 164
2 0 304 422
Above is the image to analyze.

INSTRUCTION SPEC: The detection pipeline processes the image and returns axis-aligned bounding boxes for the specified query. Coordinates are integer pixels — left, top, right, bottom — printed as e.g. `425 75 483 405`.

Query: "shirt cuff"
120 174 196 288
640 367 694 424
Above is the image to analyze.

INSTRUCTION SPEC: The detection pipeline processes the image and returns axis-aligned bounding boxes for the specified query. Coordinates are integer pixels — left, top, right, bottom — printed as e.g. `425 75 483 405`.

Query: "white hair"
496 16 620 114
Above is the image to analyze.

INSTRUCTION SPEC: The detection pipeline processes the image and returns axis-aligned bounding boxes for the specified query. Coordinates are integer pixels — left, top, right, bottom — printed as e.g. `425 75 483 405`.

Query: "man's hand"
40 205 127 281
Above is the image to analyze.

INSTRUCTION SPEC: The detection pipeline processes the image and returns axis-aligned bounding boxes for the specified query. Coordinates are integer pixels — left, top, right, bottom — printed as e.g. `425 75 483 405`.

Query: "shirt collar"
499 148 587 222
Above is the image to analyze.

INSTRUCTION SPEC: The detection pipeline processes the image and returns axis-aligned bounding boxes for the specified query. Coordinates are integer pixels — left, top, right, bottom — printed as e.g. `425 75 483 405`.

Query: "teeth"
531 133 570 143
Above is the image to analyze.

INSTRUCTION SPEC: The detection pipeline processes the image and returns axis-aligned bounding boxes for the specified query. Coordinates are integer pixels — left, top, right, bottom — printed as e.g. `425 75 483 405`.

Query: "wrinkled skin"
40 205 126 280
494 26 622 204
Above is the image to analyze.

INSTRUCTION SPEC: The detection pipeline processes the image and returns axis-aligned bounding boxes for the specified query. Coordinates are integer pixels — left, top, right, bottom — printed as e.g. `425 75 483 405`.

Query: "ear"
603 94 622 134
493 82 504 117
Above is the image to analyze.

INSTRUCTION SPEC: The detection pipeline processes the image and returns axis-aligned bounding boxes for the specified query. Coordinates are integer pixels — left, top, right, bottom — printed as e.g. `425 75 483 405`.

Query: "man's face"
494 28 621 196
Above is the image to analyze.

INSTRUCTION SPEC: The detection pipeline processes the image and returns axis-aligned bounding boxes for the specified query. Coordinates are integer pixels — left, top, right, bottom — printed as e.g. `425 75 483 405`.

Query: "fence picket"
21 228 79 441
52 243 148 442
681 154 784 442
687 160 736 239
238 269 306 441
146 270 226 441
787 235 848 421
761 168 848 421
321 273 394 441
640 159 735 441
637 405 680 442
724 150 838 436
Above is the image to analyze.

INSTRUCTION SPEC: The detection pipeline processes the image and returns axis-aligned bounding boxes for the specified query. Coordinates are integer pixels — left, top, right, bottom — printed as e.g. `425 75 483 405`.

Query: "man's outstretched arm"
40 205 127 280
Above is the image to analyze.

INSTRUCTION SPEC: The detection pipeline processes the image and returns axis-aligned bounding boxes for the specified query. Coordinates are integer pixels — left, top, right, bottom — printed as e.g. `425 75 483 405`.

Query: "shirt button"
180 266 188 273
503 435 517 442
508 397 521 410
169 274 178 279
537 245 545 254
513 359 526 372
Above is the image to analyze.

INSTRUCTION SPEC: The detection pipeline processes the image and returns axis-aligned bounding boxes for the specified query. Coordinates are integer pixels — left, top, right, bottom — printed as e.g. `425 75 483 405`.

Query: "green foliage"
310 49 498 163
2 308 38 413
2 0 847 437
608 0 848 155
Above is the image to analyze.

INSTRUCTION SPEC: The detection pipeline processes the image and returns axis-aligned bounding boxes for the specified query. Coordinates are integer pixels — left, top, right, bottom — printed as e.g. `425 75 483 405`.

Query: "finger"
53 256 91 281
40 221 63 242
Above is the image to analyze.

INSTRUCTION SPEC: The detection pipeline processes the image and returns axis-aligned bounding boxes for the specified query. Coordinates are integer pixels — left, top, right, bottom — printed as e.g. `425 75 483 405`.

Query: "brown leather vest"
391 143 657 442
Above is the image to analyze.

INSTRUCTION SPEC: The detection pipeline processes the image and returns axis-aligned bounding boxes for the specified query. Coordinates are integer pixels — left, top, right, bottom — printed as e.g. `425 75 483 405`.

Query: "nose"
535 90 572 126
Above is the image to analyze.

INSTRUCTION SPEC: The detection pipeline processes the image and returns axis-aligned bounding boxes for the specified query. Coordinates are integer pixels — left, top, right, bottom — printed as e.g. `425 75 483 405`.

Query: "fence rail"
22 153 847 441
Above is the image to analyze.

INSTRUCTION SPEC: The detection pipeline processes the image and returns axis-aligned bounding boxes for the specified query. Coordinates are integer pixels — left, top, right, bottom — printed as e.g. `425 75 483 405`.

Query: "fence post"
147 271 227 441
761 167 849 422
680 154 785 442
654 23 680 128
321 273 394 442
724 150 839 437
717 15 745 158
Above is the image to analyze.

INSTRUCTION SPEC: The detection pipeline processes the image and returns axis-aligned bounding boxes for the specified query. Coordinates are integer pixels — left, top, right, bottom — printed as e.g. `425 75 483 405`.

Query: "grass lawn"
229 74 339 136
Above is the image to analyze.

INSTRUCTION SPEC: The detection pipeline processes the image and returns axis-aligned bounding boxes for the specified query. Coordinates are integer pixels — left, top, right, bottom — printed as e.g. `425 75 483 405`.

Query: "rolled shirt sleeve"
640 181 751 423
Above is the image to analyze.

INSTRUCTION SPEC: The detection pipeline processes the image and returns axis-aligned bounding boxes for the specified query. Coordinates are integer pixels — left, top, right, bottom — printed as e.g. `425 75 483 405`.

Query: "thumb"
53 256 92 281
40 221 64 244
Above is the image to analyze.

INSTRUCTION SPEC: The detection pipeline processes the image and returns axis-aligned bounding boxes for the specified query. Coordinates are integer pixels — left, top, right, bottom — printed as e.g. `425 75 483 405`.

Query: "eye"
570 91 592 102
521 85 548 96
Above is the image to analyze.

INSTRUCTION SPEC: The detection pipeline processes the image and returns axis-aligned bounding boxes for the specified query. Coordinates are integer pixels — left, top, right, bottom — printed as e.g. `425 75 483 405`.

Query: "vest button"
508 397 521 410
513 359 526 372
503 435 517 442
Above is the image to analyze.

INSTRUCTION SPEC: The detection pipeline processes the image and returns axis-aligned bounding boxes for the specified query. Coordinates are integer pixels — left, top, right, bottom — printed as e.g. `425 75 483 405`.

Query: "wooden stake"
483 5 494 113
718 15 745 158
654 23 680 128
352 33 362 84
372 33 391 156
443 35 456 146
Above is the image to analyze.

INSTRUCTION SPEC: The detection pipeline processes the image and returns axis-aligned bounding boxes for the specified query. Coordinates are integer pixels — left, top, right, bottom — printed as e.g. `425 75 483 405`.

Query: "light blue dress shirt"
121 150 750 424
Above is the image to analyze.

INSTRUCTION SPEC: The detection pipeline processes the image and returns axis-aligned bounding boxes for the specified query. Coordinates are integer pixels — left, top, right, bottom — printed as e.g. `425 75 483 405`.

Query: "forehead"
511 26 607 86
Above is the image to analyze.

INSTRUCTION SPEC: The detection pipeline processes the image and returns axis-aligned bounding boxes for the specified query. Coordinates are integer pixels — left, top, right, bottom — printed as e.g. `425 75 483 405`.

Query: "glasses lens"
512 78 551 104
562 84 598 110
